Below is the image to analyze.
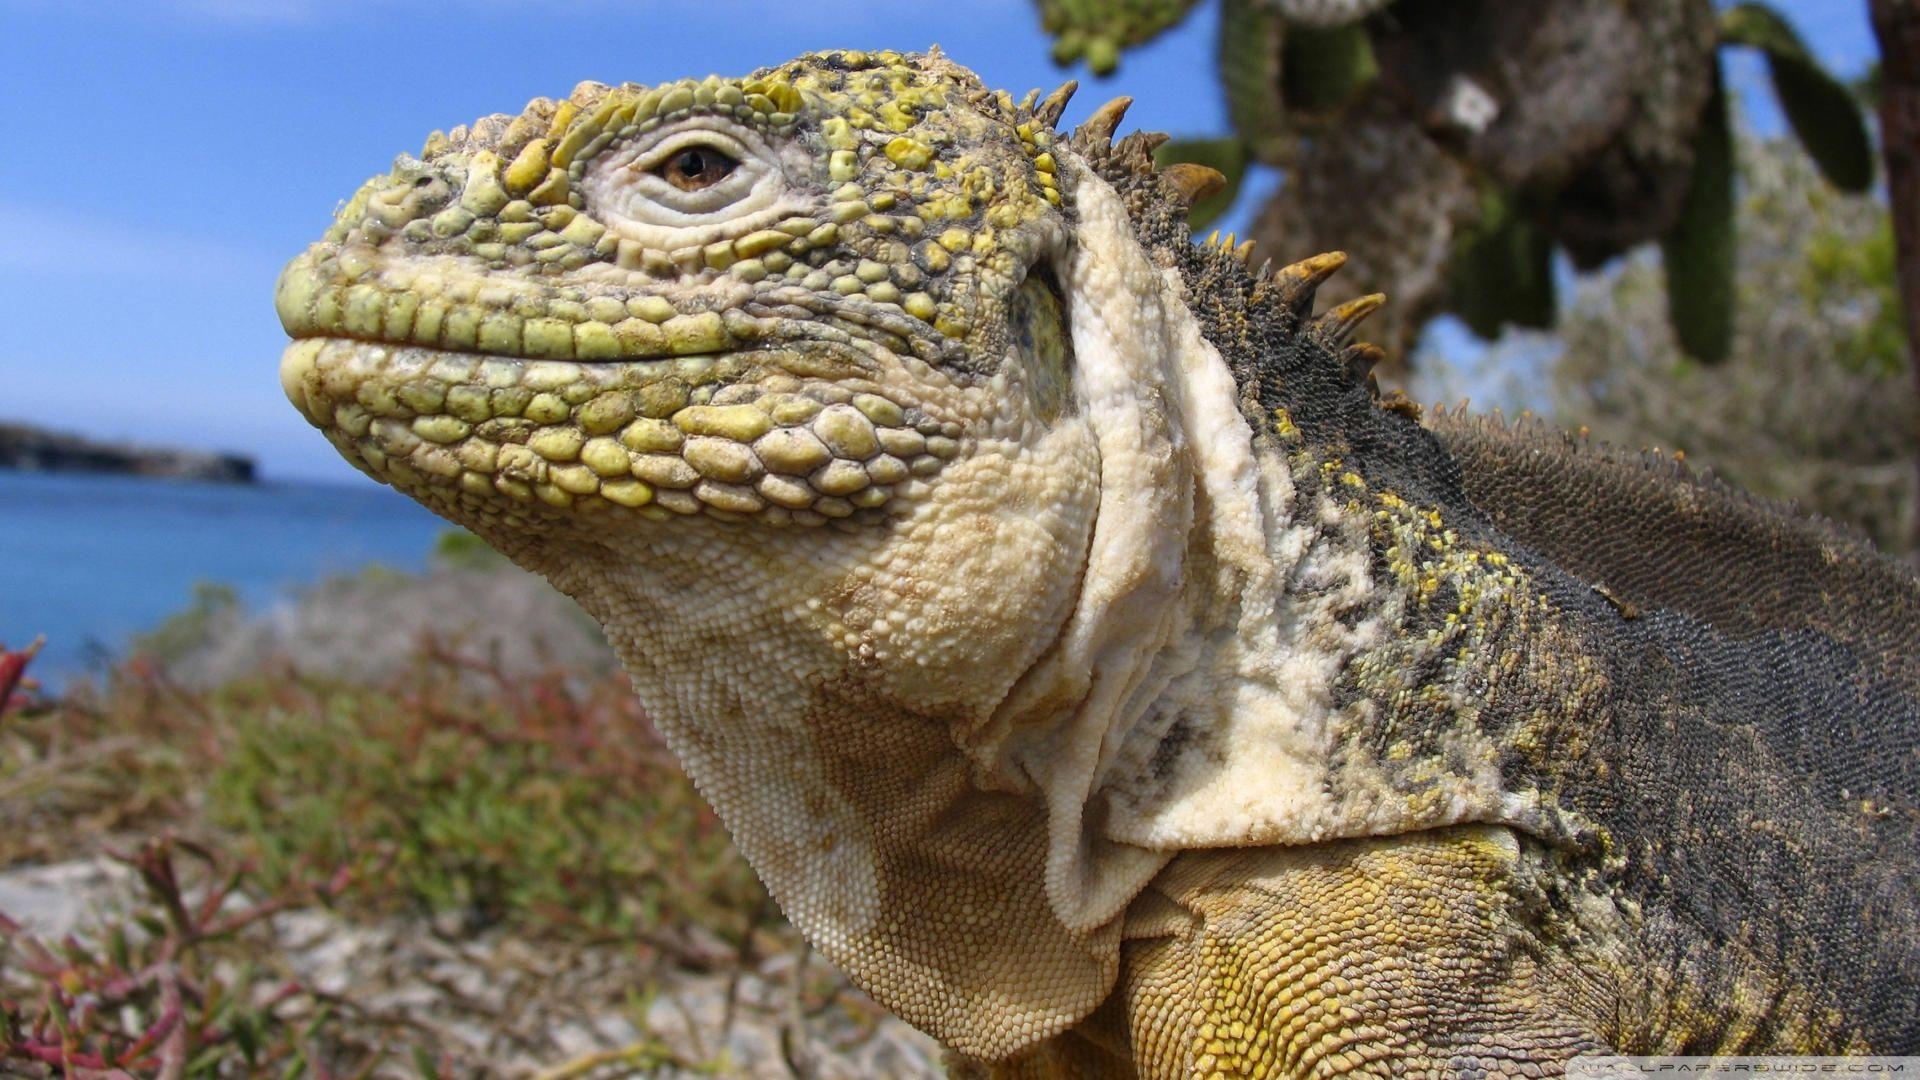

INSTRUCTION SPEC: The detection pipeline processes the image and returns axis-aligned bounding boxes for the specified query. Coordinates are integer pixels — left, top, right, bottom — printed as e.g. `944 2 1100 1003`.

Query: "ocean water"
1 469 450 682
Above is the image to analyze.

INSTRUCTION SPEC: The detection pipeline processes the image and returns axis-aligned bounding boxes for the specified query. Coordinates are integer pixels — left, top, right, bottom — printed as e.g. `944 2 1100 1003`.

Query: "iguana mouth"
280 335 959 526
274 250 960 370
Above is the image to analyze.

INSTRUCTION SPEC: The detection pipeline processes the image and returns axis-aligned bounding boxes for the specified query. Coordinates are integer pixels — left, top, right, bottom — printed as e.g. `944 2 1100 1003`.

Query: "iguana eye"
624 132 759 213
578 119 799 246
654 146 739 192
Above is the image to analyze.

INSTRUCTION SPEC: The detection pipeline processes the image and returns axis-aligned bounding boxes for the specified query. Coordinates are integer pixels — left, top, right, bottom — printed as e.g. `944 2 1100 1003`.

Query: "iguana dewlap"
276 49 1920 1073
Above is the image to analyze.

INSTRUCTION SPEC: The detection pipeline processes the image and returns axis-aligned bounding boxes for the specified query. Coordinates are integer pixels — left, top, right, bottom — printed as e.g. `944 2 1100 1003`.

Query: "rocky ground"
0 857 942 1078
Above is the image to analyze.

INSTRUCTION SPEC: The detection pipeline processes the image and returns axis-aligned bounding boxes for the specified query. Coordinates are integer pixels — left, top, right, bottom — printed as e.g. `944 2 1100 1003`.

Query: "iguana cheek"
832 431 1100 711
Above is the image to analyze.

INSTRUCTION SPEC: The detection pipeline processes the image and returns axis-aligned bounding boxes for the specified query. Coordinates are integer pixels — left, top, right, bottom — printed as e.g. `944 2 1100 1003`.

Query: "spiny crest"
1076 95 1133 146
1254 250 1349 320
1034 80 1078 127
1378 388 1424 421
1316 293 1386 345
1341 342 1387 392
1064 97 1207 257
1057 91 1393 400
1201 231 1259 263
1161 162 1228 205
1423 404 1882 538
1013 79 1080 130
1236 252 1398 401
1064 95 1227 228
1430 406 1707 486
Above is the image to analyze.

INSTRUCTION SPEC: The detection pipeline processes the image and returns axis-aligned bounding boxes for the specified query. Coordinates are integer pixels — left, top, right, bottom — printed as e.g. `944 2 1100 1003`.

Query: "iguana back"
1409 410 1920 1048
1431 410 1920 693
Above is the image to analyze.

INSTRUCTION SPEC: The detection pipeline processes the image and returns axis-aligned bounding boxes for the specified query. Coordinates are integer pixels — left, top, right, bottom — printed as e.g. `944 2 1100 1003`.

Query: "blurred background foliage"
1035 0 1916 559
1037 0 1873 364
1424 135 1914 556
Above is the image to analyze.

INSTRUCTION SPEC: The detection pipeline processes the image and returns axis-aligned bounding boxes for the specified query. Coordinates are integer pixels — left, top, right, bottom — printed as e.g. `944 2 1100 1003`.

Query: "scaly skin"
279 49 1920 1074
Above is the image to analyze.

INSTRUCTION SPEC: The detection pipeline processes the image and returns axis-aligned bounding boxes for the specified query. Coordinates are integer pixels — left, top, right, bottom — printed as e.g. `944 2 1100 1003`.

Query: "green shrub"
202 654 766 940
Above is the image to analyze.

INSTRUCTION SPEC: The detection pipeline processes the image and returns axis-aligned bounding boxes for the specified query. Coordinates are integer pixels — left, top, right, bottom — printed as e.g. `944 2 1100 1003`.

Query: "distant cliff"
0 422 255 483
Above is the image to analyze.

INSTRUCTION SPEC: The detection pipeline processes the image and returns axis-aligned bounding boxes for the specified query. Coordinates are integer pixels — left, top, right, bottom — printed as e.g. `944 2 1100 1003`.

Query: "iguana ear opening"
1006 263 1077 425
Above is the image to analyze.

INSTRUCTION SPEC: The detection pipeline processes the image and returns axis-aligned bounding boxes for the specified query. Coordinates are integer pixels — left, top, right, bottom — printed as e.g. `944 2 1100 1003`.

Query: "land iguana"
276 49 1920 1074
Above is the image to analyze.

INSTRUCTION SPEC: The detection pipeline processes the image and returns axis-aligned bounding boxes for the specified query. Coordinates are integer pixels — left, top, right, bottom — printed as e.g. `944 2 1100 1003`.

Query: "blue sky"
0 0 1879 483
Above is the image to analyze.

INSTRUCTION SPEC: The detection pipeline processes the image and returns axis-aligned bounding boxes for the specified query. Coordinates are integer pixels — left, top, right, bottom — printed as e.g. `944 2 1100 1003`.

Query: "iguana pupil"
655 146 737 191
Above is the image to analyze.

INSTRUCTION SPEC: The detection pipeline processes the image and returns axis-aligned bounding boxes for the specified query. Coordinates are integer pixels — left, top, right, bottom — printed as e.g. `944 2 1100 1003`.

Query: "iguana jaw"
278 332 964 530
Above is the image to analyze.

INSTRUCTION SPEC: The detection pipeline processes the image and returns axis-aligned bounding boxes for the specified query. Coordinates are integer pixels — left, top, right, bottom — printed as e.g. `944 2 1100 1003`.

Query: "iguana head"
279 48 1382 1057
279 49 1075 531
